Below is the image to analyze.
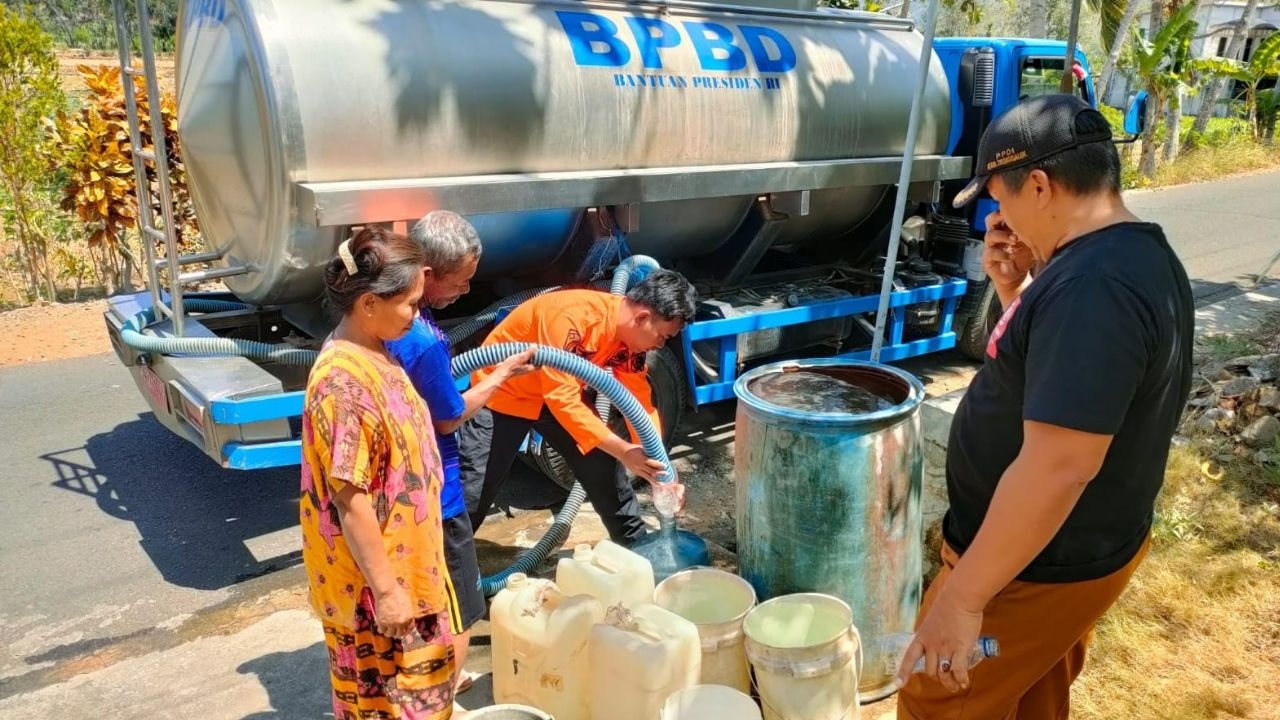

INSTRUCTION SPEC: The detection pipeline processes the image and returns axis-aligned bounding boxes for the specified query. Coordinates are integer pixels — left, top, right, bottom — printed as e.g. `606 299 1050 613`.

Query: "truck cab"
930 38 1097 356
934 38 1097 227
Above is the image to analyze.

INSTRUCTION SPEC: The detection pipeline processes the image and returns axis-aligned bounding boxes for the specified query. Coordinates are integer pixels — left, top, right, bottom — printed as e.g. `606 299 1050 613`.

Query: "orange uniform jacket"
473 289 662 455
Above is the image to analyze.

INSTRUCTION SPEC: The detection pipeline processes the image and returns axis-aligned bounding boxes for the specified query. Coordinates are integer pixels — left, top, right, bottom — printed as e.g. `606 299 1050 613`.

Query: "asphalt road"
0 169 1276 699
1125 170 1280 305
0 355 304 690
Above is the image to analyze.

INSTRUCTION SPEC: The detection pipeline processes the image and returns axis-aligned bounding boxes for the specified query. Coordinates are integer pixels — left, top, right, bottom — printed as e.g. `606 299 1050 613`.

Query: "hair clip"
338 238 359 276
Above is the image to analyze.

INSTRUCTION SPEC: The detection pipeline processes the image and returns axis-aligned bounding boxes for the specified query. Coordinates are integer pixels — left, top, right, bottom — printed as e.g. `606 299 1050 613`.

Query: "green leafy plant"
1126 2 1198 178
0 4 66 302
1193 32 1280 139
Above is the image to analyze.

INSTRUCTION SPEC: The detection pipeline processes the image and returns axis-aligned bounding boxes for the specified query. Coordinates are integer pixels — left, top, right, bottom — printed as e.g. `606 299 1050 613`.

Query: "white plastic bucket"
465 704 555 719
660 684 763 720
653 567 757 693
743 593 863 720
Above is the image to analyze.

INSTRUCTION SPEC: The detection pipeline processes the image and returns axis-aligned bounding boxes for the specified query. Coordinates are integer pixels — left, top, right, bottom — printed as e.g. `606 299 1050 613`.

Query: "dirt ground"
57 50 176 95
0 299 112 368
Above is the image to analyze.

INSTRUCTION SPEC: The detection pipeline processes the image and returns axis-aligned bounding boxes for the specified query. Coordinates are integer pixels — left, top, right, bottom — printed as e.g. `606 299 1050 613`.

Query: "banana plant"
1126 1 1199 177
1258 89 1279 141
1193 31 1280 138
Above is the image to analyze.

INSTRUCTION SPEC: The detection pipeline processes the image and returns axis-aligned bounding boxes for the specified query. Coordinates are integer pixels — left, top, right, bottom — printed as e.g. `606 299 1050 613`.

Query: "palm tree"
1191 0 1262 135
1128 1 1200 176
1089 0 1145 105
1194 30 1280 137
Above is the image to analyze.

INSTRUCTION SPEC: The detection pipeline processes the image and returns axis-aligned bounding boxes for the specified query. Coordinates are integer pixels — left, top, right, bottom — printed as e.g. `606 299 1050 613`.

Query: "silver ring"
939 658 953 673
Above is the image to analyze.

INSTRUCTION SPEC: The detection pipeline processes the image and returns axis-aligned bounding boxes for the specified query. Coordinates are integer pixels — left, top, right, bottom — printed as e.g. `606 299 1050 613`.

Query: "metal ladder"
112 0 244 336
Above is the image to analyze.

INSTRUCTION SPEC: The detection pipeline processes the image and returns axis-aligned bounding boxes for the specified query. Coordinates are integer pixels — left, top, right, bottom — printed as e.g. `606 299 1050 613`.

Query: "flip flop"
455 670 479 695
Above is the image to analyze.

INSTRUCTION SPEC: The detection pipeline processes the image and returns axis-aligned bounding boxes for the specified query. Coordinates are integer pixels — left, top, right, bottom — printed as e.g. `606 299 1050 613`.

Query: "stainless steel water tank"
176 0 953 305
733 358 924 702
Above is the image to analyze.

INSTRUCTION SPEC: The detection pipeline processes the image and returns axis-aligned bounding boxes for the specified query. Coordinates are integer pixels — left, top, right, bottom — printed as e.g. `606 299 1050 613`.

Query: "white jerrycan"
490 573 605 720
588 603 701 720
556 540 656 610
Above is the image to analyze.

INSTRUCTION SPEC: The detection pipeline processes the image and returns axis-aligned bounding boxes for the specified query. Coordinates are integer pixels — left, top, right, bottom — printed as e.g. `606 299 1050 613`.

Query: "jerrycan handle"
576 543 621 574
512 574 565 616
604 604 664 643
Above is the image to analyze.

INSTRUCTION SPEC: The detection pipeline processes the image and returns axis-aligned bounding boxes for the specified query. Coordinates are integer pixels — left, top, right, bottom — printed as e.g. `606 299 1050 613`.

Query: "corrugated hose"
452 340 674 596
117 256 671 597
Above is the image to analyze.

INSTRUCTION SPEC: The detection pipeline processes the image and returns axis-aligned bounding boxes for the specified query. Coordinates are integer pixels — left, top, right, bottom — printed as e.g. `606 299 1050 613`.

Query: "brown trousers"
897 537 1151 720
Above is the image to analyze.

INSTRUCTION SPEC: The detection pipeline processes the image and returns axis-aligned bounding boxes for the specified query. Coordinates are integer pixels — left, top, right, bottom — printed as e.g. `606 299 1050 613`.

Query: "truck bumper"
104 291 301 469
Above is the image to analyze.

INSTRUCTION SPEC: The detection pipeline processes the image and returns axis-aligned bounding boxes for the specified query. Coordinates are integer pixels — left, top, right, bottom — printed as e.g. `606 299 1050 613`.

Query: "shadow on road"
42 413 302 591
1190 276 1280 308
237 643 332 719
40 411 575 593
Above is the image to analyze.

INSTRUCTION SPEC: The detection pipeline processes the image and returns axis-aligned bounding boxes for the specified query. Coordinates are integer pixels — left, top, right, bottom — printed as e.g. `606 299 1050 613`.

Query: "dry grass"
1149 139 1280 189
1072 437 1280 719
1076 314 1280 719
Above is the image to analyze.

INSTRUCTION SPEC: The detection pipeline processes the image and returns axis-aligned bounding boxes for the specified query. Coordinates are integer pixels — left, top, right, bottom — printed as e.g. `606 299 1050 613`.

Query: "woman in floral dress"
300 225 456 719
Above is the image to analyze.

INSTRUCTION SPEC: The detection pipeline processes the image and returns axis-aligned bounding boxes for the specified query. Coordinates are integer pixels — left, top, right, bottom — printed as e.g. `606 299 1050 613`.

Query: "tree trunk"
1141 91 1162 177
91 238 119 296
1163 89 1182 161
8 184 49 302
1141 0 1165 178
1267 84 1280 142
42 247 56 302
32 223 57 303
1192 0 1258 135
1101 0 1143 106
1061 0 1085 93
1194 76 1228 134
1026 0 1050 38
19 233 42 301
1247 84 1259 138
1149 0 1163 37
119 234 140 292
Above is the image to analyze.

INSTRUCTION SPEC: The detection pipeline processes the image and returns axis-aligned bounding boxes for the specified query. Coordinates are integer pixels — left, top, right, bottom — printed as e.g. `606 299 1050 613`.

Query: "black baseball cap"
953 94 1113 208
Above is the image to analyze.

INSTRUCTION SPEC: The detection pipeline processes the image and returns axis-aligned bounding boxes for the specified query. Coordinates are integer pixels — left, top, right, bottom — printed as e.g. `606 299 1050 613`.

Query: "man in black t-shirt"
896 95 1194 719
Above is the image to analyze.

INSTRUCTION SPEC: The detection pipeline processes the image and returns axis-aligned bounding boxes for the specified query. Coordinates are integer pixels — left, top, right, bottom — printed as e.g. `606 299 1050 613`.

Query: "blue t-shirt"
386 310 467 519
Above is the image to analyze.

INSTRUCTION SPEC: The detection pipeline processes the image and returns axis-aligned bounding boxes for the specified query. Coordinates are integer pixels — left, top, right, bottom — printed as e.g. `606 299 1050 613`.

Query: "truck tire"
647 344 688 447
533 345 688 491
955 280 1002 362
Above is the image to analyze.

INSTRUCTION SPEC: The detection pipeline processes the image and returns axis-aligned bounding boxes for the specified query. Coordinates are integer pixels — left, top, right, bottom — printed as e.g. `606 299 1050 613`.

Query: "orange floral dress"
300 339 456 719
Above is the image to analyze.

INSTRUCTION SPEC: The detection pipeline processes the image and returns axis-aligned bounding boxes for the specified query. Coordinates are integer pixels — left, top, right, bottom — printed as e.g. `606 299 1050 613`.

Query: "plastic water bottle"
652 472 681 518
879 633 1000 676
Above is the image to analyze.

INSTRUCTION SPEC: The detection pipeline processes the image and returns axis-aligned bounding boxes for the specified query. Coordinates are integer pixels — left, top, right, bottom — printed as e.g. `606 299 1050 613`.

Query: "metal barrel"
732 358 924 703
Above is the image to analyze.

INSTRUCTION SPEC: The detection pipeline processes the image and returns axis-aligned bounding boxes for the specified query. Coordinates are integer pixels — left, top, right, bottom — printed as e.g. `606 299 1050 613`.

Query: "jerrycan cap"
507 573 529 588
573 544 594 561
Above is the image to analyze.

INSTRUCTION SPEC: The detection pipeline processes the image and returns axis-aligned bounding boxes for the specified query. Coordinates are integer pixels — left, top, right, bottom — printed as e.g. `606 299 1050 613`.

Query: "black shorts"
442 512 486 634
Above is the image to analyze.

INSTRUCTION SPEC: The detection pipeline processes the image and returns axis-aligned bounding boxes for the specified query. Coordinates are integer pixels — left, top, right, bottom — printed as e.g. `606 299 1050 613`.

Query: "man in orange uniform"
458 269 697 545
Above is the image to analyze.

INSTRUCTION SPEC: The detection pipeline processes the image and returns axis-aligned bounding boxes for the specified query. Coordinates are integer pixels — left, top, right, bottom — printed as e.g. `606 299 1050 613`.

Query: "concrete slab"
0 609 328 718
920 388 966 581
1194 283 1280 337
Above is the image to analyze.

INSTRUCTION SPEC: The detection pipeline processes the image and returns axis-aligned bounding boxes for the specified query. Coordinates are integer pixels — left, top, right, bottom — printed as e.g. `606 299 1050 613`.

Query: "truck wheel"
647 345 688 447
956 280 1002 361
532 345 688 491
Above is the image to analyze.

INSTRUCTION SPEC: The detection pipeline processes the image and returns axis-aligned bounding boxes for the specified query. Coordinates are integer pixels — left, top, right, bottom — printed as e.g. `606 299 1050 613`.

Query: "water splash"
632 515 709 582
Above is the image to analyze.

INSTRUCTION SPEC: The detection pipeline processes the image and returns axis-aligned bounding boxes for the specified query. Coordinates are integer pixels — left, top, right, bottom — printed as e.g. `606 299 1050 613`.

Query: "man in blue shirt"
387 211 534 695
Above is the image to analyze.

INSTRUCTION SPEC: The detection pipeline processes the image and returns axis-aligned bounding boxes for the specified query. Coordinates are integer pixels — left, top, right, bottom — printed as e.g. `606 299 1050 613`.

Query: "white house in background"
1103 0 1279 116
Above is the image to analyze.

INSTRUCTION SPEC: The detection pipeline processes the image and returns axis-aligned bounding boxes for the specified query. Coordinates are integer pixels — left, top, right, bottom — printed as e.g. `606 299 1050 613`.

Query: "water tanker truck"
104 0 1109 474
